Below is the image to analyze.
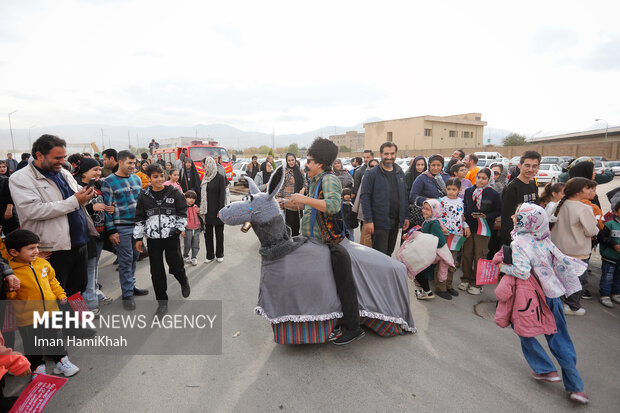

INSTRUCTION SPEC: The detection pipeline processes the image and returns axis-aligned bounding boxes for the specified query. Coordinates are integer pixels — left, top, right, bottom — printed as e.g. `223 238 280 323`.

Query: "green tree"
287 143 300 156
339 145 351 153
257 145 271 154
268 148 274 157
503 133 527 146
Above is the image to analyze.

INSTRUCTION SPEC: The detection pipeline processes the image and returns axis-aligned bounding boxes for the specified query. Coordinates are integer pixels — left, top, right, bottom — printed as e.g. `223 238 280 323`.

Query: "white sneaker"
191 258 198 266
53 356 79 377
32 363 46 380
612 294 620 305
204 258 212 264
458 282 469 291
600 296 614 308
184 257 191 264
563 304 586 316
467 286 482 295
216 257 224 263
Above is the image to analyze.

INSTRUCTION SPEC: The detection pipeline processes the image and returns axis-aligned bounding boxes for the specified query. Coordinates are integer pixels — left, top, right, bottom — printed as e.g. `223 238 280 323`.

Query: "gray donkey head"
219 167 285 226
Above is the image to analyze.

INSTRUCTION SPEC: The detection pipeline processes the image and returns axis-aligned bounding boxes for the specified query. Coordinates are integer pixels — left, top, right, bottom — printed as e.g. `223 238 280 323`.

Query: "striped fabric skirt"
272 317 409 344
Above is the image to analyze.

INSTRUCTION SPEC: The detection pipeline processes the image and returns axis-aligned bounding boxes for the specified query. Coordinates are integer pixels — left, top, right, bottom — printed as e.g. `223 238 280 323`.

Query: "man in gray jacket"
10 135 97 296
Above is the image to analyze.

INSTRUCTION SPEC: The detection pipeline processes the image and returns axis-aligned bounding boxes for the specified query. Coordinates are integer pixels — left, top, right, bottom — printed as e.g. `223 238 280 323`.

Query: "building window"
449 130 457 138
387 132 393 142
424 128 432 137
475 116 481 121
462 131 471 138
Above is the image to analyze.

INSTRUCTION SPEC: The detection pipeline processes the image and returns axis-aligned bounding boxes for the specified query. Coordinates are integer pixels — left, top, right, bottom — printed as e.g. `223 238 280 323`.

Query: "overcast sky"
1 0 619 137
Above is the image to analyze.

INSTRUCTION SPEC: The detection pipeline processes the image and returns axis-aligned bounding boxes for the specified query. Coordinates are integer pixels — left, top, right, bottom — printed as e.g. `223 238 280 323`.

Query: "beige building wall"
364 113 486 155
328 131 365 152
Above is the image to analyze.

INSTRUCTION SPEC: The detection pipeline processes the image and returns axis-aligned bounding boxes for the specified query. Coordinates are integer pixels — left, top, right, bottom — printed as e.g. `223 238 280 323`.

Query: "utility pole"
8 110 17 153
272 127 275 151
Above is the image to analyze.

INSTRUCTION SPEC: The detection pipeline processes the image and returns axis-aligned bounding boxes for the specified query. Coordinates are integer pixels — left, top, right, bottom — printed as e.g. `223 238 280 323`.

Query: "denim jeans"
600 261 620 297
519 297 584 392
84 239 104 309
116 226 139 297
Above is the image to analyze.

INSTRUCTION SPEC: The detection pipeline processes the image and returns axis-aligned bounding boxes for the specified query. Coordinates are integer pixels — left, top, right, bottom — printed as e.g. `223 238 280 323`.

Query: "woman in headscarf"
0 161 11 178
254 161 274 192
277 152 307 236
333 159 353 190
180 158 202 201
200 157 227 263
404 156 427 194
136 160 150 189
487 162 509 259
409 154 448 229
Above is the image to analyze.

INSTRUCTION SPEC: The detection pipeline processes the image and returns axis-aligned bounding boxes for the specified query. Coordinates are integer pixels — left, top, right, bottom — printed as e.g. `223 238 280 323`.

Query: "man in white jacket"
9 135 97 296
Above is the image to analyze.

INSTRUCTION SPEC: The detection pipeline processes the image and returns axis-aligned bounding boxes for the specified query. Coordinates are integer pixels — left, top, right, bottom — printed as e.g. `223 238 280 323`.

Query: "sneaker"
458 282 469 291
327 326 342 342
569 391 589 405
99 295 113 306
204 258 213 264
599 296 614 308
184 256 191 264
90 308 100 318
217 257 224 263
581 289 592 300
447 288 460 297
333 328 365 345
563 304 586 316
415 289 435 300
532 371 562 383
435 290 452 300
612 294 620 305
191 258 198 266
32 364 46 380
53 356 79 377
467 286 482 295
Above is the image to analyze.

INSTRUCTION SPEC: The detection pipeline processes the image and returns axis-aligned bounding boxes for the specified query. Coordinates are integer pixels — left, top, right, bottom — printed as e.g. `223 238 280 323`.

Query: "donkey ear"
267 166 285 198
244 176 260 195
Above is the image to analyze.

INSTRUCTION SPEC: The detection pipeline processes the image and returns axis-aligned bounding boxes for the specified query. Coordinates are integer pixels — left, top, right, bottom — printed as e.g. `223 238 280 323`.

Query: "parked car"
232 162 249 186
592 156 608 162
594 160 605 175
509 156 521 167
541 156 561 165
476 159 496 168
606 161 620 176
535 163 562 185
475 151 503 160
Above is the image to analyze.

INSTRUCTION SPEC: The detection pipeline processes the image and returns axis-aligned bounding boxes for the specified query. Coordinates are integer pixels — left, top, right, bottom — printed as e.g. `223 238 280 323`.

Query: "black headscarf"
405 156 427 193
181 159 202 193
285 153 304 193
569 160 600 207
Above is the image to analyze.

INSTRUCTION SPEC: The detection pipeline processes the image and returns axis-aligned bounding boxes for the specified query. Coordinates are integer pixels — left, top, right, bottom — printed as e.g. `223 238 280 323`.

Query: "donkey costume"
218 167 416 344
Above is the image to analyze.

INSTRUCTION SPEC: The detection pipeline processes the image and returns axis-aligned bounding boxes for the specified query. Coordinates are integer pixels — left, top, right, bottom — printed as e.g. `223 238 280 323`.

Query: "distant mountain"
0 118 380 152
483 127 514 146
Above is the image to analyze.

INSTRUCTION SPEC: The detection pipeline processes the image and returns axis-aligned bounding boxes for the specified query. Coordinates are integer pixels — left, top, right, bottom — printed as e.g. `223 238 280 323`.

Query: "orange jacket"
136 171 150 189
581 199 604 230
6 257 66 327
465 167 479 185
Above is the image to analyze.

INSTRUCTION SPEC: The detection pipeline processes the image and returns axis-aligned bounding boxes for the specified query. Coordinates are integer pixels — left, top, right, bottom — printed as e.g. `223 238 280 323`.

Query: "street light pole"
595 119 608 143
8 110 17 153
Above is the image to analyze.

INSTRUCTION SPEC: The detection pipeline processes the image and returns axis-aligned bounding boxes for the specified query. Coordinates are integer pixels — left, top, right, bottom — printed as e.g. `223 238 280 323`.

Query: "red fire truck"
153 140 233 181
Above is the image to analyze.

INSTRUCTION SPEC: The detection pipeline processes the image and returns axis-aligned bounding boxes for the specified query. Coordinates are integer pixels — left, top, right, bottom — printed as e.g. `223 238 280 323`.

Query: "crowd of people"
0 133 615 407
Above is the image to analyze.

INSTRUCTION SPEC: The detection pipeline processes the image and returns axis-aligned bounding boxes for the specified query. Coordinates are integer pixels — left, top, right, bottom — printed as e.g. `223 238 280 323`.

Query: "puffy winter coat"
494 274 557 337
133 185 188 240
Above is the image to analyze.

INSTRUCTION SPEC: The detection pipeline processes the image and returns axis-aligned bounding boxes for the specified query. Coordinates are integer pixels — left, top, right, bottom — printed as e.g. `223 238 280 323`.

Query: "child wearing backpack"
494 203 589 405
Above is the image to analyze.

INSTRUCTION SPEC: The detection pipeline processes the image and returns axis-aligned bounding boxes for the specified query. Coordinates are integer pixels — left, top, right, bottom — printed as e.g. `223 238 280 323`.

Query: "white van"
474 152 503 160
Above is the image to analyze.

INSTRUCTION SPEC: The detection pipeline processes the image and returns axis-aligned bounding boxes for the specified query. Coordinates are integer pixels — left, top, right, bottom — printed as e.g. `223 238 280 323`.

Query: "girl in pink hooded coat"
495 203 589 404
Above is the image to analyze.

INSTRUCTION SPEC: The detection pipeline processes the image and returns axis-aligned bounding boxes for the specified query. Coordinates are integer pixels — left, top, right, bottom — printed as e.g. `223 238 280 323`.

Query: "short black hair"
450 162 466 175
102 148 118 161
141 152 149 160
355 157 363 165
342 188 352 196
252 155 257 160
93 153 100 158
379 142 398 154
363 149 374 156
145 163 163 177
456 149 465 159
21 153 30 161
468 153 479 163
185 190 197 199
67 153 82 165
32 134 66 158
5 229 40 253
307 137 339 172
520 151 541 165
446 177 462 189
117 150 135 162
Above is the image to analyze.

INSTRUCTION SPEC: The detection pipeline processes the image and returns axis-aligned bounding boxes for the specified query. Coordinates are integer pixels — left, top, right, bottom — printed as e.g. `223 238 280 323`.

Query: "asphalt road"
33 178 620 412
